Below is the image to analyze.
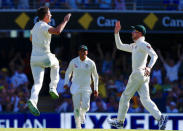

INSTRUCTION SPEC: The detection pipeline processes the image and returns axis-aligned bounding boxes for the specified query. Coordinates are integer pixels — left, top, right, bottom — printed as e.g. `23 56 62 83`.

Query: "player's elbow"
154 54 158 60
116 44 121 50
152 54 158 61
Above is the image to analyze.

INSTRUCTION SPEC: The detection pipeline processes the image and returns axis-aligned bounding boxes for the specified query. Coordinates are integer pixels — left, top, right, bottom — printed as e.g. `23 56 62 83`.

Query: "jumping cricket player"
64 45 99 129
107 21 168 130
27 6 71 116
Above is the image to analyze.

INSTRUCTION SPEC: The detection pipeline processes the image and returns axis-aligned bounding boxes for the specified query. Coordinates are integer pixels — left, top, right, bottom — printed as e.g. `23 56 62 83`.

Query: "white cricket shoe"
107 118 124 129
158 115 168 130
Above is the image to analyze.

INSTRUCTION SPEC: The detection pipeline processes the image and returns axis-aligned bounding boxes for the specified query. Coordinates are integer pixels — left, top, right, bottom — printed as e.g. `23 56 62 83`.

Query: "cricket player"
107 21 168 130
64 45 99 129
27 6 71 116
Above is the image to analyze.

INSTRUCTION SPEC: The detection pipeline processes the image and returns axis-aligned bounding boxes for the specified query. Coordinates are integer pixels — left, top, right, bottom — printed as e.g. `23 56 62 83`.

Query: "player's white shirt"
64 56 98 95
115 33 158 71
31 21 52 56
164 62 181 82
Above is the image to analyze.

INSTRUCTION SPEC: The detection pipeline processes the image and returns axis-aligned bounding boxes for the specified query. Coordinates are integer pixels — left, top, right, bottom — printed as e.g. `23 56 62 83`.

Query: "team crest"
85 64 89 68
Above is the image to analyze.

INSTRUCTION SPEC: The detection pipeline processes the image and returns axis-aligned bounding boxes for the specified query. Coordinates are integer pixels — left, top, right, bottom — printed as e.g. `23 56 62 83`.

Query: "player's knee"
74 108 80 116
82 104 90 112
121 93 131 101
82 107 90 112
140 96 150 104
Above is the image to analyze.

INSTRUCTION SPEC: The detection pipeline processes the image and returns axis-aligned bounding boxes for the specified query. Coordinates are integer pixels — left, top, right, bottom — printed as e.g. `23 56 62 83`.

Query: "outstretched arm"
64 60 73 89
91 62 99 97
48 13 71 35
114 21 133 52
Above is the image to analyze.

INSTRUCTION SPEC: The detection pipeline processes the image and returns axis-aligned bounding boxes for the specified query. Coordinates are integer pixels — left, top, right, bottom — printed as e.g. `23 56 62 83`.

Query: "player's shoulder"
87 57 96 65
130 43 136 47
71 57 78 63
139 40 151 47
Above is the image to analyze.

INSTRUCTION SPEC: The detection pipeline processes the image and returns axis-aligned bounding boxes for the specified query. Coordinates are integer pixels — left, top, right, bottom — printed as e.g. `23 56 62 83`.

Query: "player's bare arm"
48 13 71 35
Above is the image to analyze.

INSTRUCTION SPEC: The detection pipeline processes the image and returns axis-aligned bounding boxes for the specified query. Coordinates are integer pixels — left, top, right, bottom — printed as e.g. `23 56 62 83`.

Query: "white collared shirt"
64 56 99 94
31 21 52 56
115 33 158 71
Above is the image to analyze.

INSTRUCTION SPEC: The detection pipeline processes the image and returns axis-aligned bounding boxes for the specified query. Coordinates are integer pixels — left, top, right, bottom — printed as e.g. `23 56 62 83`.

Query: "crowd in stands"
0 0 183 11
0 38 183 114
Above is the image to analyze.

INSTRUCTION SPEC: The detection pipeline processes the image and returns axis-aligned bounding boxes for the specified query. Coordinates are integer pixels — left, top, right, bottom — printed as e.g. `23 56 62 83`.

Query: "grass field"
0 129 174 131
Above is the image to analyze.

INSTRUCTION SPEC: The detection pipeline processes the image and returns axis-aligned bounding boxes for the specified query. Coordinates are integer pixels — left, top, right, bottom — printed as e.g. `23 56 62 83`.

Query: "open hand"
64 13 71 22
114 21 121 34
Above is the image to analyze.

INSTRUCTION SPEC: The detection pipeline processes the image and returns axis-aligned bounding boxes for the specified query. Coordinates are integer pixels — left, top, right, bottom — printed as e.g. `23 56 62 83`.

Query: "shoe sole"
160 116 168 130
27 100 40 116
49 91 59 99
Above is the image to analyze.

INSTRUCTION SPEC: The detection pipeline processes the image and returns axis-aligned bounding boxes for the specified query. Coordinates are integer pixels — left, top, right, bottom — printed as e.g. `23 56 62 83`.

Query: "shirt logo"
85 64 89 68
147 45 151 49
74 64 78 68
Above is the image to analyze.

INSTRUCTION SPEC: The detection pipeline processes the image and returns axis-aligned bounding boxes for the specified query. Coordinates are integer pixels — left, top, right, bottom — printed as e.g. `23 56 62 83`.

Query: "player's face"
79 49 88 60
45 10 52 23
132 30 141 41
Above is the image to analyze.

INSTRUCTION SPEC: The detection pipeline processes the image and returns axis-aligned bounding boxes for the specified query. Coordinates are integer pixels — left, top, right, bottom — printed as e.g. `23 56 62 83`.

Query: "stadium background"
0 0 183 130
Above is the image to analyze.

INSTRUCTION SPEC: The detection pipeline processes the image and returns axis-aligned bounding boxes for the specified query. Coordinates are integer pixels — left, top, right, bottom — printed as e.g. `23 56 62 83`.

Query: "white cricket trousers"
30 53 59 105
72 91 91 128
117 69 162 122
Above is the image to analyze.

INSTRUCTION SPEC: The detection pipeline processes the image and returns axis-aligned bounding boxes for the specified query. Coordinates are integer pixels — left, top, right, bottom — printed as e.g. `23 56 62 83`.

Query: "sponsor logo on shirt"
74 64 78 68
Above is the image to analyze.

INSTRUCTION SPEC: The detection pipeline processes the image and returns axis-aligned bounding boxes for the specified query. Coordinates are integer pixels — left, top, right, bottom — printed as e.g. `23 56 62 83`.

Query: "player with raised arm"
107 21 168 130
28 6 71 116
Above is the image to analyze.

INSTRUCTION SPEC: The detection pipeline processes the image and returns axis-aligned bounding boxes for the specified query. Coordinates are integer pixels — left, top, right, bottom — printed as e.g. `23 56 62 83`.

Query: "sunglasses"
132 30 140 33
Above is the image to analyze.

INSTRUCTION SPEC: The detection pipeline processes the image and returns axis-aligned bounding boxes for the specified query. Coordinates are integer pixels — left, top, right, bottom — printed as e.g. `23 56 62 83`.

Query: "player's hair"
37 6 49 20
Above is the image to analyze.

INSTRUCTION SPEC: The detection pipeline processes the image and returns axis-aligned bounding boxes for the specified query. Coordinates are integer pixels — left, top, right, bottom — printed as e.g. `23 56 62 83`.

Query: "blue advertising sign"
61 113 183 130
0 113 60 128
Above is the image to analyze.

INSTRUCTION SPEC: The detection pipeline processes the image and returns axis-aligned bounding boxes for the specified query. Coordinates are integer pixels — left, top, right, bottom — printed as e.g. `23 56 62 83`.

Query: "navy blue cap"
131 25 146 36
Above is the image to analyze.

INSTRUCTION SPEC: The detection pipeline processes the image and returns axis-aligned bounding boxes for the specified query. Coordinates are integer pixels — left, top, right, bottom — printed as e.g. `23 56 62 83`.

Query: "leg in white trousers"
80 92 91 123
30 65 45 105
49 56 59 91
72 91 91 128
30 54 59 106
72 93 82 129
117 71 161 122
137 79 161 120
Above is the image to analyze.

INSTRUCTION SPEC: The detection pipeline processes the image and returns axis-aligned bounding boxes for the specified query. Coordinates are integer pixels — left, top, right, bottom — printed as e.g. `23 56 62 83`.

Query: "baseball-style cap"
78 45 88 51
131 25 146 36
